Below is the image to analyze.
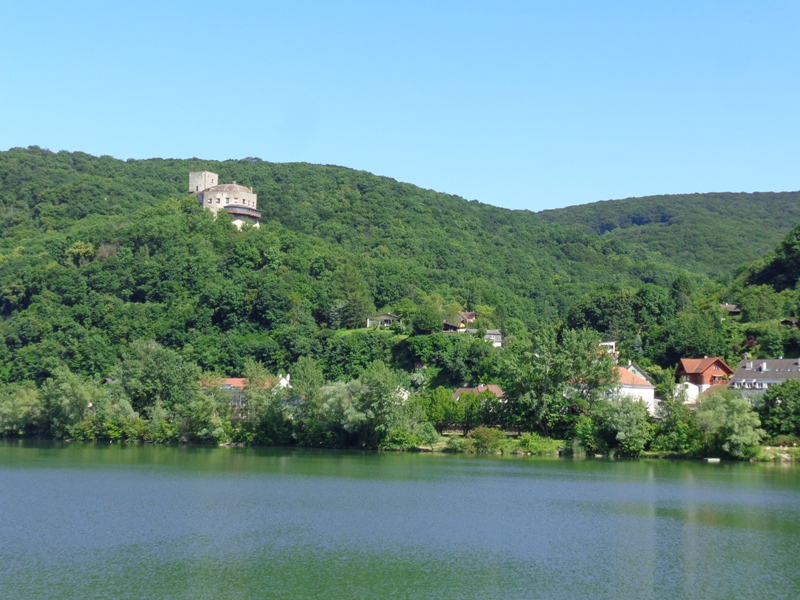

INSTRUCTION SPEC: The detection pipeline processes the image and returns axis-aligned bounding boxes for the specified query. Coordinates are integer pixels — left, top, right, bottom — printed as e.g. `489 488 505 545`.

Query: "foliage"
466 426 507 453
651 392 701 454
694 389 764 458
592 396 653 457
757 380 800 439
517 432 561 455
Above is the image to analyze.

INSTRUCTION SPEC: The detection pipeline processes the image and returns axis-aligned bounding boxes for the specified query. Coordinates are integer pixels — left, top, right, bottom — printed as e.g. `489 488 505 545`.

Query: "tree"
592 395 653 457
422 386 457 433
330 265 374 329
757 379 800 439
0 382 41 436
694 389 764 458
651 390 700 453
501 326 614 436
64 241 95 267
111 340 202 413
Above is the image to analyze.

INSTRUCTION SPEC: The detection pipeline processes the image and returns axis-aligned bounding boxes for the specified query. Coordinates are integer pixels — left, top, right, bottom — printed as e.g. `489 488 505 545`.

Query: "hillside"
1 146 798 385
0 147 688 314
539 191 800 276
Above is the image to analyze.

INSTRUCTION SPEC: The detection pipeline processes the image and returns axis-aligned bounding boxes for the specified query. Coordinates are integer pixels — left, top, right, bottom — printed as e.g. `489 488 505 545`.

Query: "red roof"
453 384 504 400
203 377 281 390
678 357 733 375
616 367 653 388
221 378 247 389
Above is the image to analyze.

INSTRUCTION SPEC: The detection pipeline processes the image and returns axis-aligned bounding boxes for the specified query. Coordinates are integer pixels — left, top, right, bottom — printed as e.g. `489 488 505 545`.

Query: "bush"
518 432 561 455
769 434 800 447
445 436 473 453
467 426 506 453
379 426 419 450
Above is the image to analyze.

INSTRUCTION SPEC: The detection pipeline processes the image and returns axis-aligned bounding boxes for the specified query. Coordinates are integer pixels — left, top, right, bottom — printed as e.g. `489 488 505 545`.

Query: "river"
1 441 798 599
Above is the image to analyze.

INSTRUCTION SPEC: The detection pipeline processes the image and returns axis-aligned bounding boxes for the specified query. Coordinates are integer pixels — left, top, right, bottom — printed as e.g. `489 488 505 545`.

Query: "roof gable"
616 367 654 388
678 357 733 376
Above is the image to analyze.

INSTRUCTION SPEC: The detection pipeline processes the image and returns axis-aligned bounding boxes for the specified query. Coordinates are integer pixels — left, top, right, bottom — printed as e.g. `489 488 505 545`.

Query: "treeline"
2 147 800 459
2 330 791 461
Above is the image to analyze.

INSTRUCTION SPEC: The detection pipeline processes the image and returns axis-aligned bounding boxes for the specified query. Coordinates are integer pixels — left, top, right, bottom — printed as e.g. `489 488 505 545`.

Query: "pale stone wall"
189 171 218 194
198 187 258 215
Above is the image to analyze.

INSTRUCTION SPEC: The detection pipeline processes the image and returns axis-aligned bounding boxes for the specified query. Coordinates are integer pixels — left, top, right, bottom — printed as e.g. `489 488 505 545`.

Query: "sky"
2 1 799 212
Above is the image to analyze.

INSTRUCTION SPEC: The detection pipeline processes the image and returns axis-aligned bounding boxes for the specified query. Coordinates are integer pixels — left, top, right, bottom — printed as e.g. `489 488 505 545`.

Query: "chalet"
616 366 657 415
453 384 504 401
729 358 800 396
675 357 733 403
366 313 400 328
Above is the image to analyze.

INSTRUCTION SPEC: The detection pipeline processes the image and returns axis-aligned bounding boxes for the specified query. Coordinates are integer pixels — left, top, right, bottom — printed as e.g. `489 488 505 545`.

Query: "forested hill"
1 146 797 383
539 191 800 277
0 147 686 317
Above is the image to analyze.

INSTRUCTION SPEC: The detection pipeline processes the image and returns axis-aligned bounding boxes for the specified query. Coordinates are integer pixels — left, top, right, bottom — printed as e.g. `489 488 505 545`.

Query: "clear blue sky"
2 1 798 212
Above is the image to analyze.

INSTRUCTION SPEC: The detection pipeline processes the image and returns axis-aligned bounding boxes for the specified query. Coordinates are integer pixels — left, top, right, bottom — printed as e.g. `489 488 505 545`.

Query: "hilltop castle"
189 171 261 229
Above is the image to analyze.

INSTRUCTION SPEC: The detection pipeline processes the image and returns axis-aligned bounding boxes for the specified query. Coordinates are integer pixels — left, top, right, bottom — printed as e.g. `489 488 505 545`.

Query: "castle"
189 171 261 229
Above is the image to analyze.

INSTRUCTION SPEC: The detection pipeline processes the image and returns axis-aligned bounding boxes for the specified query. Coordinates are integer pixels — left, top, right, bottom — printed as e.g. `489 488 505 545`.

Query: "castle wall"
189 171 218 194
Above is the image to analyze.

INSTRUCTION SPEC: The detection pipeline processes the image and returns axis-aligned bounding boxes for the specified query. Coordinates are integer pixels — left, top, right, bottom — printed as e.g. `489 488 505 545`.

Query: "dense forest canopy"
0 146 798 455
540 190 800 277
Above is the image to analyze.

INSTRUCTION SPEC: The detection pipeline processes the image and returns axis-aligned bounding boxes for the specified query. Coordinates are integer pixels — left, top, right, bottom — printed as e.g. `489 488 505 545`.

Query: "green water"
1 441 799 599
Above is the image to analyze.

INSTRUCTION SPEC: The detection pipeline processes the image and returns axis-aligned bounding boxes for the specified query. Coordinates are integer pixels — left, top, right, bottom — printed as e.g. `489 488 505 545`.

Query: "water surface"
1 441 798 599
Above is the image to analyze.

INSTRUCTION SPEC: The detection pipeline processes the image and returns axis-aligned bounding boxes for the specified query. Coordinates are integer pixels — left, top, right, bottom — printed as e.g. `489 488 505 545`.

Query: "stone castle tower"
190 171 260 229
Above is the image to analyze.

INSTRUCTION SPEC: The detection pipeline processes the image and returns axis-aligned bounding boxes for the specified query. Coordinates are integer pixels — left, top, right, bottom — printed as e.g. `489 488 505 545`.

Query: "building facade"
729 358 800 397
190 171 261 229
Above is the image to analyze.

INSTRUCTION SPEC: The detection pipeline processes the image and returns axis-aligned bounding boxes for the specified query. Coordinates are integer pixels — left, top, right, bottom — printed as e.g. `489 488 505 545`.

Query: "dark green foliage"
651 394 701 454
694 389 764 459
541 191 800 277
757 380 800 439
746 221 800 291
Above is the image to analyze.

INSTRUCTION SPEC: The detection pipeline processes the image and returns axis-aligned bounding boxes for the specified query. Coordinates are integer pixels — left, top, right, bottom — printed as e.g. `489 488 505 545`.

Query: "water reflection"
1 441 799 599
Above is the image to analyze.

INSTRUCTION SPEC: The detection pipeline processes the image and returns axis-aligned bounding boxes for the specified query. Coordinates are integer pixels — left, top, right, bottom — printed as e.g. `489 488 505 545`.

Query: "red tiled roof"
204 377 280 390
221 378 247 389
678 358 733 375
616 367 653 388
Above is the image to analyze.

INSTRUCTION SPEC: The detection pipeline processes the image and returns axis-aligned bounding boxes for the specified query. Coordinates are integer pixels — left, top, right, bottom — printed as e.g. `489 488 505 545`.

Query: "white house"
616 366 657 416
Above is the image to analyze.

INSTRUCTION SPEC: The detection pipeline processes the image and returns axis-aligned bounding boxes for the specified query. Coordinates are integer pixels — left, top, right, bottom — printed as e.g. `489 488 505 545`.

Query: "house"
728 358 800 397
780 318 799 329
442 311 477 331
453 384 504 401
720 303 741 316
675 357 734 403
366 313 400 328
624 361 654 385
204 375 291 420
616 366 657 415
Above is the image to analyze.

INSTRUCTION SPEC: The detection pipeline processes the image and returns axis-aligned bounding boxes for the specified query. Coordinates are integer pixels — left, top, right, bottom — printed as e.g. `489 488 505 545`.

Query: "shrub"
445 436 474 453
467 426 506 453
380 426 419 450
769 434 800 447
518 432 561 455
